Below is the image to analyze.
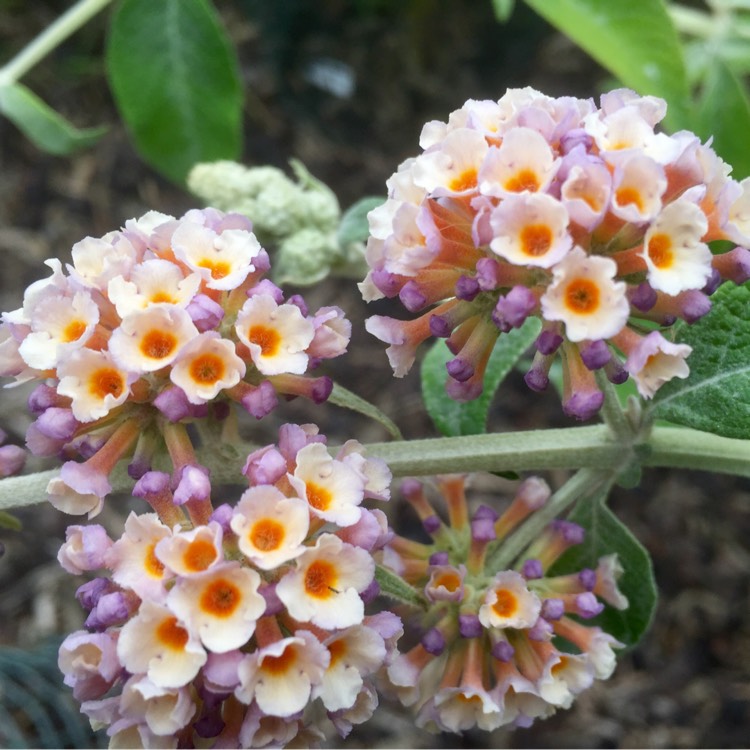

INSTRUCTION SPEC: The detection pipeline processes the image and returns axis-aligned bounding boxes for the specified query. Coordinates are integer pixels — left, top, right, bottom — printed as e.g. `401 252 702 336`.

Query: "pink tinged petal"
172 464 211 506
624 330 691 399
186 293 225 331
58 524 113 574
242 444 287 485
58 630 122 702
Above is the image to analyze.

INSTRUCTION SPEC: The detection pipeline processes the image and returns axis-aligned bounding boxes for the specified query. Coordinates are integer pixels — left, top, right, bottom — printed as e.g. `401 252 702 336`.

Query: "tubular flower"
57 425 401 747
362 88 750 417
0 208 350 517
381 475 627 733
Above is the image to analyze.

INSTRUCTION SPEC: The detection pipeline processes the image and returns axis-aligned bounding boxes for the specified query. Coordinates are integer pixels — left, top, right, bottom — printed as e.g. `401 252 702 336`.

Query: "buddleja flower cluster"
362 87 750 418
381 475 627 732
0 208 350 517
57 423 399 748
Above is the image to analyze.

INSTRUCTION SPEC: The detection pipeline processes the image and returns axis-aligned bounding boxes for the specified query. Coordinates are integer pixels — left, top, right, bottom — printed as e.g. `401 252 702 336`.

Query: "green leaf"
0 510 21 531
651 282 750 438
549 492 657 647
695 59 750 180
492 0 516 22
375 564 426 608
106 0 242 183
0 82 106 155
524 0 691 131
328 382 403 440
337 196 383 247
421 317 541 437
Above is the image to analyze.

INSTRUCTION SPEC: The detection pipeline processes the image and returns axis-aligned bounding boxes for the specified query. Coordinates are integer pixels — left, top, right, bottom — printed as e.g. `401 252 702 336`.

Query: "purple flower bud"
575 592 605 619
153 385 193 422
286 294 309 317
563 389 604 421
187 294 224 331
527 617 554 641
458 613 483 638
248 279 284 303
679 290 711 324
259 582 282 616
701 268 722 296
423 515 441 535
629 282 657 312
524 367 549 392
559 128 593 154
0 444 25 477
429 551 449 566
429 313 453 338
579 340 611 370
243 445 287 485
541 598 565 621
578 568 597 591
210 503 234 533
455 275 480 301
85 592 131 631
241 381 278 419
422 627 447 655
605 358 629 385
371 269 401 298
515 477 550 510
491 640 515 662
360 578 381 604
27 384 59 415
521 558 543 579
173 464 211 506
446 357 474 382
75 578 111 611
133 470 171 500
713 245 750 284
493 286 536 330
399 281 427 312
471 514 496 543
553 520 586 545
59 460 111 499
35 408 79 441
535 330 563 355
475 257 501 291
474 504 498 522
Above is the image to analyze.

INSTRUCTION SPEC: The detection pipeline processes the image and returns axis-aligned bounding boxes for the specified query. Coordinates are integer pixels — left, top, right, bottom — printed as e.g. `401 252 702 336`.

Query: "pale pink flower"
119 675 195 736
412 128 489 195
478 570 542 629
58 630 121 701
154 521 224 577
230 485 310 570
234 294 314 375
275 533 374 629
117 600 207 688
235 630 329 717
169 332 246 404
624 330 692 398
167 562 265 653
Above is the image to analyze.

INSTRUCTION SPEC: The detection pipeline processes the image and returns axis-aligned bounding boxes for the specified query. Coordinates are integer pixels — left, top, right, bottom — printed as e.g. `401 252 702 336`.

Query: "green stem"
0 0 113 86
487 468 612 572
595 370 635 442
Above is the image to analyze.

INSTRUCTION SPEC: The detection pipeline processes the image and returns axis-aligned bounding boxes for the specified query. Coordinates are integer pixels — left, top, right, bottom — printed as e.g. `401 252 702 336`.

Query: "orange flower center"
433 571 461 592
564 278 600 314
304 559 338 599
305 481 332 511
647 233 674 269
449 167 478 192
150 291 177 304
504 168 540 193
140 330 178 360
492 588 518 618
199 578 241 618
520 224 553 257
250 518 285 551
327 638 347 667
156 616 189 650
199 259 231 280
189 353 225 385
615 186 643 211
88 368 125 400
182 538 217 572
62 319 87 343
262 646 296 675
144 542 165 578
248 325 281 356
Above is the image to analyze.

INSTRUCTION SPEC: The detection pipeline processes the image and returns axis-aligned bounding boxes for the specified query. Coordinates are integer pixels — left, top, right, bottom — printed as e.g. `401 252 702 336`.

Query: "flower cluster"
362 87 750 417
381 475 627 732
57 424 400 748
0 208 350 517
